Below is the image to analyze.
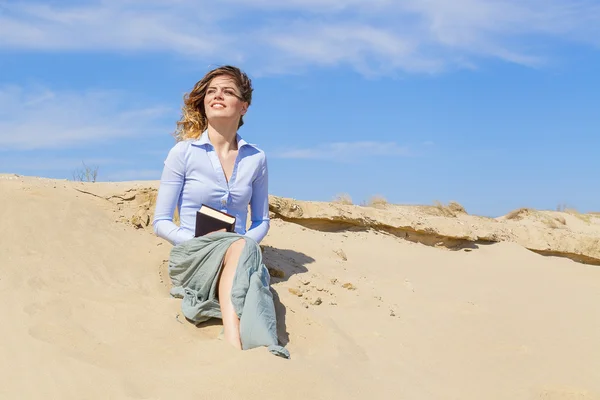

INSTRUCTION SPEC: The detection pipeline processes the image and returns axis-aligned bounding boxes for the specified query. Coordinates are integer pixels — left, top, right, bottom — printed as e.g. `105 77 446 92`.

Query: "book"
195 204 236 237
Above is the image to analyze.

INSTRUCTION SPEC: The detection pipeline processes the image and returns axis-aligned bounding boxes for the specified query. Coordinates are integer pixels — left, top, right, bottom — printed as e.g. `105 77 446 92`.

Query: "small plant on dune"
543 215 567 229
365 195 388 209
505 207 534 220
565 208 592 224
556 203 591 223
72 161 99 183
433 200 467 217
448 201 467 214
333 193 353 205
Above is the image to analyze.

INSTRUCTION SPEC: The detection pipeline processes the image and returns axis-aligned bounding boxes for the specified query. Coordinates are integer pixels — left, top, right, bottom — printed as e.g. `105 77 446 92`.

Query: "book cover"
195 204 236 237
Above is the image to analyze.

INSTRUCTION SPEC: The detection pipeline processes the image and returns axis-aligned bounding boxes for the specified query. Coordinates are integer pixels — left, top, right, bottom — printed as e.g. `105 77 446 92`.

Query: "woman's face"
203 75 248 123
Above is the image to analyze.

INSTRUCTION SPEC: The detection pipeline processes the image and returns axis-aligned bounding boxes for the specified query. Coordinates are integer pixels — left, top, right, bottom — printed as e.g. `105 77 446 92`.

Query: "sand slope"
1 174 600 400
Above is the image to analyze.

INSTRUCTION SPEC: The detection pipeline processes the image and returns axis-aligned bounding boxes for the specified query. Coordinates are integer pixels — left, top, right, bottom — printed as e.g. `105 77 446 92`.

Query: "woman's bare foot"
217 238 246 349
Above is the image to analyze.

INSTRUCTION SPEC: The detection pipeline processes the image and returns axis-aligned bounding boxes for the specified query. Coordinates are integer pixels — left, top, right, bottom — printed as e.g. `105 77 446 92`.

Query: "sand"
1 173 599 400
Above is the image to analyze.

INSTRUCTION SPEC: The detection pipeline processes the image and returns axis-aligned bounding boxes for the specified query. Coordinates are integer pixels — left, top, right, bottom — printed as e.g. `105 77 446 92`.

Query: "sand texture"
1 174 600 400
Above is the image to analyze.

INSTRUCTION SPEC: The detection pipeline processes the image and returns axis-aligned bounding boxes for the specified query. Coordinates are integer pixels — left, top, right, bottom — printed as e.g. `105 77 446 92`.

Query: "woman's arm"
244 154 270 243
152 142 194 246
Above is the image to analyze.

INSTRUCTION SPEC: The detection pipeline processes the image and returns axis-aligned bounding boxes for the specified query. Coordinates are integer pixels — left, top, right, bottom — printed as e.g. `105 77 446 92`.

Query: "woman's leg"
218 238 246 349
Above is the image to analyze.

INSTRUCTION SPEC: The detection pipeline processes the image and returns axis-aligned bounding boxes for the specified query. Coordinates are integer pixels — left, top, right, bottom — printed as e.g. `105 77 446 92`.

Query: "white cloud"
274 141 409 161
257 22 439 75
0 1 227 56
0 85 173 150
0 0 598 74
0 157 130 171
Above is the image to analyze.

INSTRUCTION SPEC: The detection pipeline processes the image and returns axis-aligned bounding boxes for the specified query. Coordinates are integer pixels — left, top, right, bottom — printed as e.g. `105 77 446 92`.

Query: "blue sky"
1 0 599 216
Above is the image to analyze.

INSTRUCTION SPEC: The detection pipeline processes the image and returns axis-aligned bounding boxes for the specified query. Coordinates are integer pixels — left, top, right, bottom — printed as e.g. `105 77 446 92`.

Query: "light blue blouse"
152 132 270 246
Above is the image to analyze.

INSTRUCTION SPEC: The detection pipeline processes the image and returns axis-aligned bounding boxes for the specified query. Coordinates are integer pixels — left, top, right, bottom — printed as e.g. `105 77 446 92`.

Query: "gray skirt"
168 231 289 358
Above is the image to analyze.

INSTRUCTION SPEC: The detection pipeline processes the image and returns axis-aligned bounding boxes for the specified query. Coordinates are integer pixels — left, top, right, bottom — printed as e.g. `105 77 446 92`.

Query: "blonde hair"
174 65 253 142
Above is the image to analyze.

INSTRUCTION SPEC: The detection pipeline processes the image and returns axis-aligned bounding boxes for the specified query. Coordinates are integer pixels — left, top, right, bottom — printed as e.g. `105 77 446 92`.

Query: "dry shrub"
448 201 467 214
505 207 534 220
565 208 592 223
333 193 353 205
556 204 593 224
366 195 388 209
543 216 567 229
433 200 467 217
72 161 99 183
433 201 455 217
504 207 567 229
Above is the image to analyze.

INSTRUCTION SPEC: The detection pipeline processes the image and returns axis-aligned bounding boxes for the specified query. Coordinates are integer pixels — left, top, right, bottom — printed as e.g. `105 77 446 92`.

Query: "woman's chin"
207 114 238 123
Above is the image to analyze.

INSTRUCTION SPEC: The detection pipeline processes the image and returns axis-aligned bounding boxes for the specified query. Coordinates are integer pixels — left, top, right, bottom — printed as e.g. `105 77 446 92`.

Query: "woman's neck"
207 122 238 152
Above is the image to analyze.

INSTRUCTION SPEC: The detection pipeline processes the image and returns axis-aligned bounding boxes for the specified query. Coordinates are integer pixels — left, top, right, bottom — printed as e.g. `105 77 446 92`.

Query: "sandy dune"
1 174 599 400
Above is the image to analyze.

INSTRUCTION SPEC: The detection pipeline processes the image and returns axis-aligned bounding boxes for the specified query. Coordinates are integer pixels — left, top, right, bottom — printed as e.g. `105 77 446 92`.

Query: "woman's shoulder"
241 139 267 159
162 140 197 170
244 143 268 170
173 138 195 150
166 139 194 157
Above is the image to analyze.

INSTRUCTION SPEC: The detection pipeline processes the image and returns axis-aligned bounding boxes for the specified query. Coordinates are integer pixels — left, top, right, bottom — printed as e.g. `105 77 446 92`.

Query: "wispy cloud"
0 1 227 56
0 85 174 150
273 141 410 161
0 156 131 171
0 0 598 74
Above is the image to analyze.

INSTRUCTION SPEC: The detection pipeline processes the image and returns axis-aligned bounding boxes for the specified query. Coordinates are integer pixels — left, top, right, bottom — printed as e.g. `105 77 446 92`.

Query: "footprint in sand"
27 276 48 290
158 260 170 288
23 302 44 316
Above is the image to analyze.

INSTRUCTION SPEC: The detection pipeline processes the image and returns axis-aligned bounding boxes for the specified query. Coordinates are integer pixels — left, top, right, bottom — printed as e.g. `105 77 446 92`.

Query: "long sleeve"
153 142 194 246
244 155 270 243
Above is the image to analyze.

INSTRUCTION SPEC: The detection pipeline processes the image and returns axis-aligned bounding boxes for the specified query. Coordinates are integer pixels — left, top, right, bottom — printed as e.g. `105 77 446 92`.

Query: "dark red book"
195 204 236 237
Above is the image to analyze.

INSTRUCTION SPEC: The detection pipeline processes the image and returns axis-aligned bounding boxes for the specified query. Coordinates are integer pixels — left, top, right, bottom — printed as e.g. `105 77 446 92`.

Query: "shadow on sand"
261 245 313 283
262 245 315 346
193 246 315 347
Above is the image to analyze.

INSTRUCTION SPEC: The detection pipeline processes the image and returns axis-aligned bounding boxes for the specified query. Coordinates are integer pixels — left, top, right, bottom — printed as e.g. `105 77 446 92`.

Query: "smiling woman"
174 65 253 142
152 65 275 352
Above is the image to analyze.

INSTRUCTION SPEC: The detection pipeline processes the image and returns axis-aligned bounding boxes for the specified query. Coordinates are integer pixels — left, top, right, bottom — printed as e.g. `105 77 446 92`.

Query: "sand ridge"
51 175 600 267
1 174 600 400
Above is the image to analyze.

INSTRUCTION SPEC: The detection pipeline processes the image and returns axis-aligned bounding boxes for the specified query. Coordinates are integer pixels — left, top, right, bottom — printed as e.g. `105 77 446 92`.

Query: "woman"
153 65 270 350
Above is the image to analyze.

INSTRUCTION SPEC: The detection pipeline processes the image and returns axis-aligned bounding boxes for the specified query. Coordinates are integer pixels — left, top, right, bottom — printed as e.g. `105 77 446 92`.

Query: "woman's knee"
224 238 246 265
231 238 246 251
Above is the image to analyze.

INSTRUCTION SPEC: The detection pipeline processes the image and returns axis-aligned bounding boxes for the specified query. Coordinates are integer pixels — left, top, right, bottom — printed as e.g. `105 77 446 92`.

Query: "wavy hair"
174 65 253 142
